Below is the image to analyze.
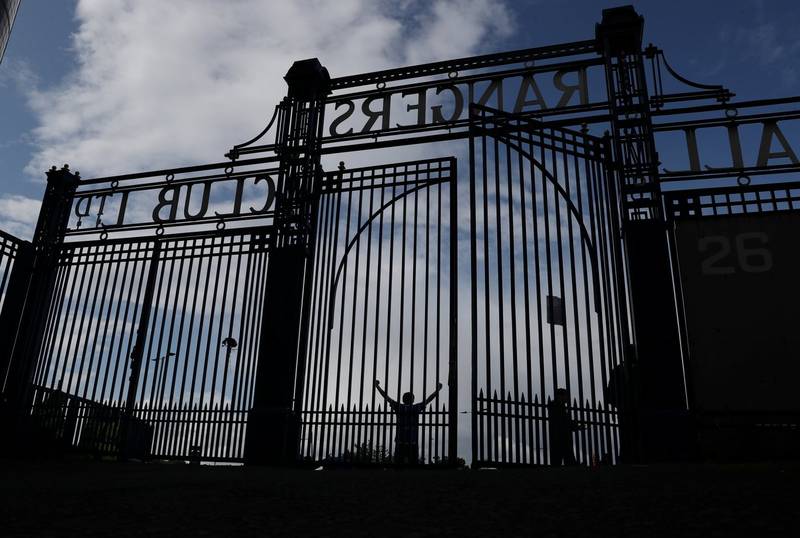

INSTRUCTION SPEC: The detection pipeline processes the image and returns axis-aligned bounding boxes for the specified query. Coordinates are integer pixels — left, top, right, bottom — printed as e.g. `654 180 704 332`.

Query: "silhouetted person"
547 388 581 466
374 379 443 465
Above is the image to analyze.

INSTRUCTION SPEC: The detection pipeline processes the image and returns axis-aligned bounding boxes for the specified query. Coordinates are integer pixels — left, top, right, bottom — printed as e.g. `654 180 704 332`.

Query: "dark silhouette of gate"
468 105 630 466
4 6 800 466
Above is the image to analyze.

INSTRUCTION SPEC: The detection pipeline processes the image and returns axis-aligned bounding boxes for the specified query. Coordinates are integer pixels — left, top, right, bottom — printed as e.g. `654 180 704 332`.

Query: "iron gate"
298 157 458 465
468 105 630 466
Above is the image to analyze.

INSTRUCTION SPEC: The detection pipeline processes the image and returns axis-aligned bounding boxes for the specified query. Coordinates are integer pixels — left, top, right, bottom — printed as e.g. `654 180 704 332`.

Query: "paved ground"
1 460 798 537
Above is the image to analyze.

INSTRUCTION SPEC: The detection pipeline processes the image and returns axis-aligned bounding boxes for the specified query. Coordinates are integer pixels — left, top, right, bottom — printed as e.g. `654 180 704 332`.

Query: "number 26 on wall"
698 232 773 275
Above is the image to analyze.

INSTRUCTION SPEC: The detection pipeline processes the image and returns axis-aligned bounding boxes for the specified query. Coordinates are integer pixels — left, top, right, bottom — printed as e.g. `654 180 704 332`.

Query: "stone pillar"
597 7 693 461
244 59 330 465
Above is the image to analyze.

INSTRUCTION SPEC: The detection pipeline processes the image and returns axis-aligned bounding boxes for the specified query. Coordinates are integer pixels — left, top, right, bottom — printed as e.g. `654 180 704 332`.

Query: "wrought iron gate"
298 158 458 465
468 105 630 466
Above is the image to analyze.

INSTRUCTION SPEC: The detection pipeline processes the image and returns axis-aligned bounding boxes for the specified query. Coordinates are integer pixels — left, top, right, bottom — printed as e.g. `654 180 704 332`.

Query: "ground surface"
1 460 798 537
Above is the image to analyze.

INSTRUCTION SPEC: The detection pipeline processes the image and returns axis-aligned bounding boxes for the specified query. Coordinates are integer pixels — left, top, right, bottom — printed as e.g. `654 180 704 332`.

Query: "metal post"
119 241 161 461
244 59 330 465
0 165 78 448
597 7 692 461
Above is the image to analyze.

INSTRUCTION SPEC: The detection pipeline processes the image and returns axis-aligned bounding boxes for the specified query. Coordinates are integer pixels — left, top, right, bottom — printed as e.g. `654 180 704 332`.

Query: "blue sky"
1 0 799 237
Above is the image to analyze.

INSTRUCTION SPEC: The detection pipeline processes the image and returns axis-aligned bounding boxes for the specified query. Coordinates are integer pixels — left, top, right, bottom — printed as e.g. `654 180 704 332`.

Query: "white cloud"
23 0 514 179
0 193 40 237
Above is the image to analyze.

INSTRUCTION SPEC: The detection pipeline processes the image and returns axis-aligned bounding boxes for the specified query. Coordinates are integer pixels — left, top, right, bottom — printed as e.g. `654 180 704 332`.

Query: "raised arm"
422 382 444 406
374 380 397 406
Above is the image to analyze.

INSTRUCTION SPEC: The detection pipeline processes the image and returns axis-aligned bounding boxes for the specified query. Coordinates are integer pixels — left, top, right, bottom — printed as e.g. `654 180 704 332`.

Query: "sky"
1 0 800 238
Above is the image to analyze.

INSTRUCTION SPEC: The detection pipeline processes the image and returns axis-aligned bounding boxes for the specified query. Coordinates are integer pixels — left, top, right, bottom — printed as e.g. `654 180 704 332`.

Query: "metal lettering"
183 181 212 221
215 176 247 217
360 95 392 133
250 174 276 214
74 195 92 228
553 67 589 107
396 88 427 128
430 84 464 124
329 99 355 136
152 186 180 223
756 121 799 166
94 192 114 227
702 124 745 171
115 191 129 227
469 78 503 110
513 74 548 113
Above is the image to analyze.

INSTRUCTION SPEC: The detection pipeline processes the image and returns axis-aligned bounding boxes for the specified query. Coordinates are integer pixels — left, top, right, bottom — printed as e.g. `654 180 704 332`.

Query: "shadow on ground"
1 461 797 537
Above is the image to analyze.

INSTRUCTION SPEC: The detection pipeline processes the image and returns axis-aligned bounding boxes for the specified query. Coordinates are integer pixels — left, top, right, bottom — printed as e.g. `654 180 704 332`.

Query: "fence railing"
475 392 621 467
300 405 451 465
28 384 249 462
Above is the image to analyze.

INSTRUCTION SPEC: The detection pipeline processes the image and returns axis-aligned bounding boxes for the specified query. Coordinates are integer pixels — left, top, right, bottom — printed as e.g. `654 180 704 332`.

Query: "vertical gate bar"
75 248 104 397
144 241 169 407
221 243 244 459
369 173 387 459
518 134 535 464
382 167 397 459
151 246 173 458
480 117 494 463
94 244 123 403
448 159 458 465
469 116 479 467
333 185 354 459
345 174 365 456
356 173 376 455
180 238 202 409
60 248 92 394
113 244 147 404
31 251 67 391
551 128 572 408
163 240 194 454
311 193 334 460
397 167 408 401
78 244 110 401
564 135 584 410
505 130 521 463
409 166 419 407
534 128 550 464
433 177 444 465
323 179 344 461
492 128 506 464
120 241 161 461
421 170 430 465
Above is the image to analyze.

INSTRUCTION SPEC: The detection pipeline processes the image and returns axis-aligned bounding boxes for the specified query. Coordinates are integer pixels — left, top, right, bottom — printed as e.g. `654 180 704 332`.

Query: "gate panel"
300 158 457 465
469 105 630 466
28 228 270 462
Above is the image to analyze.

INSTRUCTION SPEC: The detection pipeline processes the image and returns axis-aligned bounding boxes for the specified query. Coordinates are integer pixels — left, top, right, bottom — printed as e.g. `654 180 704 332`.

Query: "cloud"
0 193 39 237
23 0 514 179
